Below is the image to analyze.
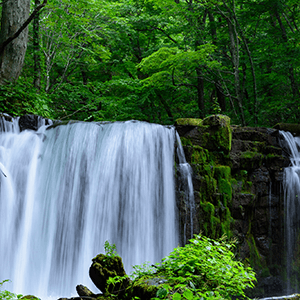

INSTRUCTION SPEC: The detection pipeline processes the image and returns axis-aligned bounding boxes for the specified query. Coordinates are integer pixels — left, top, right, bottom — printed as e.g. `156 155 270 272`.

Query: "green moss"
214 165 232 206
246 234 268 274
180 137 193 146
240 151 255 159
200 175 217 200
175 118 203 126
240 151 263 169
202 115 232 153
128 276 159 300
220 207 234 239
200 200 220 238
218 179 232 206
273 122 300 136
191 146 209 165
214 165 231 182
184 117 234 240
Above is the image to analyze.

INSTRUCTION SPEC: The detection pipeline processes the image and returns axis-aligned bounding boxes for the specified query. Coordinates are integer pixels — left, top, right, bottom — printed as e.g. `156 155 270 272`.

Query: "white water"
0 119 179 299
176 132 195 244
280 131 300 294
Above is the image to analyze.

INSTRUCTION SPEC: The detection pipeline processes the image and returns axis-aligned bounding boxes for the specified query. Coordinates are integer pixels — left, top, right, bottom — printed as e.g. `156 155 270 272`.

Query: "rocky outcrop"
176 115 291 298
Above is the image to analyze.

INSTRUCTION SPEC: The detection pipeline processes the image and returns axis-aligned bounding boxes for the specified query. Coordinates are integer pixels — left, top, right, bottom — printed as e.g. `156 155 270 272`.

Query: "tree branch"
0 0 48 55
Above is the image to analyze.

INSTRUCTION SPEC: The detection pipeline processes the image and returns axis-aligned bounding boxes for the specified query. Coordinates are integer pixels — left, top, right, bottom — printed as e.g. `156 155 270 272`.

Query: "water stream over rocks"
279 131 300 295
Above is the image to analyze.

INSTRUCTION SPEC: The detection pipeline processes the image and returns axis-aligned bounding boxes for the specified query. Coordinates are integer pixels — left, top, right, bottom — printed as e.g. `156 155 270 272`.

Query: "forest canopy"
0 0 299 126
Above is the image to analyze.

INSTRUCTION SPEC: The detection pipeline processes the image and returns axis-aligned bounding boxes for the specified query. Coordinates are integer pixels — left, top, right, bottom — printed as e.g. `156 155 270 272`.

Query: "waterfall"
176 132 195 244
280 131 300 293
0 118 181 299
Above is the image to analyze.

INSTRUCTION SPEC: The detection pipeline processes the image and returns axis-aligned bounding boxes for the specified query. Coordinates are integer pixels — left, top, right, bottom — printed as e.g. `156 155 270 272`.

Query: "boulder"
76 285 96 297
89 254 129 296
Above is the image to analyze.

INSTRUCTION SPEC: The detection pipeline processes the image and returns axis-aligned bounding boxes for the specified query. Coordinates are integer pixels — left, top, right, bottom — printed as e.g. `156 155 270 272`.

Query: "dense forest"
0 0 299 126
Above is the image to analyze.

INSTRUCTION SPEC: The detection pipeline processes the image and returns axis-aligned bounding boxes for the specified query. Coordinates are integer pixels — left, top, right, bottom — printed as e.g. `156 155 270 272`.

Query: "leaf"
183 289 193 300
172 292 182 300
156 288 168 298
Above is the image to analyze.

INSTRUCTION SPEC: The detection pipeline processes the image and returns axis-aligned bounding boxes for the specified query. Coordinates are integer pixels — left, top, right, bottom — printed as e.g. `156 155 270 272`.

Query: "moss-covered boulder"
273 123 300 136
176 115 232 154
89 254 128 295
20 296 40 300
125 276 164 300
202 114 232 153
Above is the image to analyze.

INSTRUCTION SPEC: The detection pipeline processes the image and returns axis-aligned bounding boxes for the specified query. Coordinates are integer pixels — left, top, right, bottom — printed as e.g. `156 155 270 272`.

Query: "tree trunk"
0 0 30 84
226 14 246 126
33 0 41 91
196 68 205 118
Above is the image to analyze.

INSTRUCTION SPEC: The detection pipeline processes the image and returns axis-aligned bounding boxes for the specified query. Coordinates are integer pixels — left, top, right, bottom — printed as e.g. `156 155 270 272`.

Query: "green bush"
112 235 256 300
0 280 40 300
151 235 256 299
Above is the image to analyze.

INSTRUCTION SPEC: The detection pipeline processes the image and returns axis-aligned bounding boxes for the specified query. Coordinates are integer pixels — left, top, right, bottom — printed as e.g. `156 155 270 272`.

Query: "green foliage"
0 279 40 300
1 0 300 126
0 81 53 118
131 262 157 279
148 234 256 299
108 235 255 299
104 241 119 257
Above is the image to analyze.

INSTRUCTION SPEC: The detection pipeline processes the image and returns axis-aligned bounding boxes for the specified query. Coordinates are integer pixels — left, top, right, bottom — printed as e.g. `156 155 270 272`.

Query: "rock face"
176 115 290 298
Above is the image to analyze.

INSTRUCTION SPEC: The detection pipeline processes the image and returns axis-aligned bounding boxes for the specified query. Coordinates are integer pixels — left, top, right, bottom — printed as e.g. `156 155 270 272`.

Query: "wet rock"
19 114 50 131
76 285 96 297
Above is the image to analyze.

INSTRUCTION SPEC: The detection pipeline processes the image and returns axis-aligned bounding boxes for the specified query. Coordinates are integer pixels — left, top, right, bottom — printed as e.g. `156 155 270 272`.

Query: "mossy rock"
176 115 232 154
126 276 162 300
239 151 264 169
89 254 128 295
175 118 203 126
214 165 231 182
273 122 300 136
214 165 232 205
96 296 116 300
201 114 232 153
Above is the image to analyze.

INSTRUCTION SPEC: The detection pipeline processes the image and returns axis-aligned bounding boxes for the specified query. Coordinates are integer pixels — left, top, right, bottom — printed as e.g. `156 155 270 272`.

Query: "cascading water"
0 118 182 299
279 130 300 293
176 132 195 244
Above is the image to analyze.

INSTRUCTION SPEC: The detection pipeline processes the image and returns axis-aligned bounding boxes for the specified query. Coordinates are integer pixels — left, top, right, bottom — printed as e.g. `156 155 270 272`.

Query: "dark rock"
76 285 96 297
274 123 300 136
0 113 13 122
255 236 270 256
19 114 50 131
232 193 255 208
89 254 128 295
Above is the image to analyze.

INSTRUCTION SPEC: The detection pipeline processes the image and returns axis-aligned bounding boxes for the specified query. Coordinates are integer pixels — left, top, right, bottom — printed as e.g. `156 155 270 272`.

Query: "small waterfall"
176 132 195 245
0 118 184 299
279 131 300 293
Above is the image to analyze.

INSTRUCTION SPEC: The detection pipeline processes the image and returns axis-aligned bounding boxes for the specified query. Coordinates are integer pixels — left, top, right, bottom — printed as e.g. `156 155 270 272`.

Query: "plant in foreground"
108 234 256 300
0 279 40 300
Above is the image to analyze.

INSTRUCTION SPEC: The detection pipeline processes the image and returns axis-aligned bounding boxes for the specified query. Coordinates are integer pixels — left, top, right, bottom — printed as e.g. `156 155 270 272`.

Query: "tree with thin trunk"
0 0 47 84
